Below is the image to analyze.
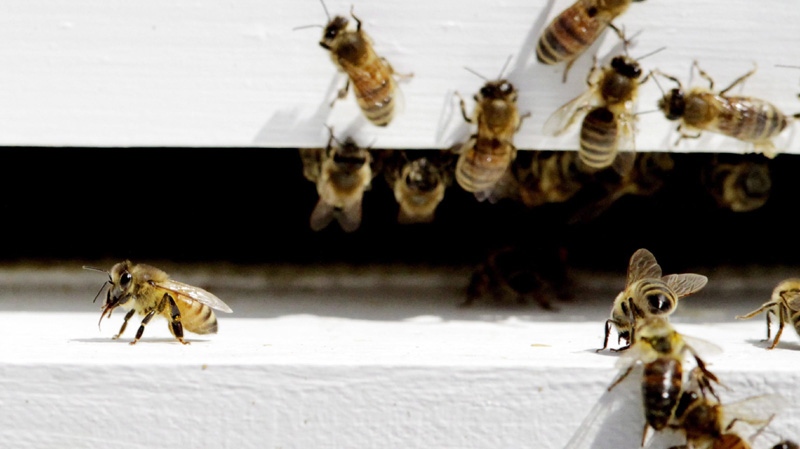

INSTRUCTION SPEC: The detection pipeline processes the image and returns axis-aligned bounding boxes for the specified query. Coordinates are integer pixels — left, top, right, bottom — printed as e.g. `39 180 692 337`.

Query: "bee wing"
563 363 645 449
610 117 636 177
543 89 599 136
335 199 363 233
721 394 789 437
310 199 336 231
662 273 708 298
682 333 723 361
157 279 232 313
627 248 662 285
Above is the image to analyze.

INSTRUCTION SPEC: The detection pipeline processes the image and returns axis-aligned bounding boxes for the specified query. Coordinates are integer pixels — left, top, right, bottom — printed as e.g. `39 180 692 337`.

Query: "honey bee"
317 2 405 127
600 248 708 351
669 369 785 449
736 278 800 350
383 150 453 224
702 155 771 213
656 62 793 158
773 441 800 449
609 317 721 446
455 66 529 200
85 261 232 345
544 53 651 175
301 128 373 232
512 150 587 208
536 0 644 81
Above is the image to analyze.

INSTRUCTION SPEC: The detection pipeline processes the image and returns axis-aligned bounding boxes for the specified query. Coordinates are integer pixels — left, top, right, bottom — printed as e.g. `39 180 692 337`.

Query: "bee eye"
647 293 671 313
119 272 132 287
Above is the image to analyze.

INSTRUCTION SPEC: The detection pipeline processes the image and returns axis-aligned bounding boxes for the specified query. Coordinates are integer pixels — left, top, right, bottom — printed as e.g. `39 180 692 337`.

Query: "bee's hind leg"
164 293 189 345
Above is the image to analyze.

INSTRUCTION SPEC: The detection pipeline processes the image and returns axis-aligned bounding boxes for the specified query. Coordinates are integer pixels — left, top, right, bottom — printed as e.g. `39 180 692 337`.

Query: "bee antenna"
497 54 514 80
463 66 489 81
319 0 331 21
651 72 667 96
325 125 342 147
634 109 660 116
90 281 110 304
292 24 324 31
775 64 800 69
635 47 666 62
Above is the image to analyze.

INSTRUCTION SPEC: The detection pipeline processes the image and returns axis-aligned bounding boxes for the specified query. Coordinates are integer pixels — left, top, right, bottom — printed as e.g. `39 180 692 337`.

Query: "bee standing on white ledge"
85 261 232 345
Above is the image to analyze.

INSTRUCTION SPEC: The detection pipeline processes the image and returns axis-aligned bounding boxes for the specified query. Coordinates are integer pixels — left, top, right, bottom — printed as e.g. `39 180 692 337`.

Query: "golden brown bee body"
703 157 771 213
513 150 585 207
303 131 373 233
610 318 720 445
456 78 528 200
320 9 399 127
669 375 783 449
88 261 232 345
536 0 640 80
736 278 800 349
545 55 647 175
657 63 791 158
600 248 708 351
386 153 452 224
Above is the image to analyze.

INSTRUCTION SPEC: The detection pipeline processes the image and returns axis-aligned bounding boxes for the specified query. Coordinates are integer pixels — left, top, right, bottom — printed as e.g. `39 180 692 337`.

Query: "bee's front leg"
113 309 136 340
131 309 157 345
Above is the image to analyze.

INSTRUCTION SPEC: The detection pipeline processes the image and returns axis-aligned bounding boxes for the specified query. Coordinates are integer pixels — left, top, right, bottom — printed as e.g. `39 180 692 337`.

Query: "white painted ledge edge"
0 265 799 449
0 0 799 152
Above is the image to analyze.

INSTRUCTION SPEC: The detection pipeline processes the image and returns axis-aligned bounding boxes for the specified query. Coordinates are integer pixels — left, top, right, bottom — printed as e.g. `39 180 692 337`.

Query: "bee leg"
692 60 715 90
130 309 158 345
164 294 189 345
331 79 350 106
517 111 532 131
641 423 650 447
382 58 413 81
768 306 787 350
718 64 757 96
735 301 778 320
112 309 136 339
764 309 774 342
562 59 577 83
607 364 634 392
597 319 614 352
349 6 362 32
455 92 473 124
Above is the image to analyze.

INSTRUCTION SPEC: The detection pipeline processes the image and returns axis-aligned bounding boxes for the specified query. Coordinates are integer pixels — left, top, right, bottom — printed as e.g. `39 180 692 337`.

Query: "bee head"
479 80 517 102
107 260 136 307
611 56 642 79
404 159 440 192
659 88 685 120
319 16 348 50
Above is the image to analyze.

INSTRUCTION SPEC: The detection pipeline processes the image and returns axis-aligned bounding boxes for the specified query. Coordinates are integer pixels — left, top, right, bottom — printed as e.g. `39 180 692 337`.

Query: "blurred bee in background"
300 128 373 232
463 245 573 309
85 261 232 345
454 60 530 201
544 46 657 175
656 61 795 158
600 248 708 351
736 278 800 350
511 150 587 208
701 154 772 213
315 2 408 126
536 0 644 81
773 441 800 449
383 150 454 224
669 368 786 449
609 317 721 446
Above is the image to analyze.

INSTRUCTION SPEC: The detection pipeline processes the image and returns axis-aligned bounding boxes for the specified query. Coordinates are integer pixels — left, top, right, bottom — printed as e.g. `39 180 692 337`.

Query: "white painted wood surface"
0 0 798 151
1 264 799 448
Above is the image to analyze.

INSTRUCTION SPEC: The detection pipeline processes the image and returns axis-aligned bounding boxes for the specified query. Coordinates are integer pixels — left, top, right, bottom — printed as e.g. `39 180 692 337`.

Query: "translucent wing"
662 273 709 298
721 394 788 437
543 88 600 136
610 115 636 177
335 199 364 233
157 279 232 313
681 332 724 362
627 248 662 285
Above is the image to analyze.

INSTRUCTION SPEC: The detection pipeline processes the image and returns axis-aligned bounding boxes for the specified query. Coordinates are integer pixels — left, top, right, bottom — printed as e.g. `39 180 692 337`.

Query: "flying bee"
702 155 771 213
536 0 644 81
544 51 654 176
383 150 453 224
315 2 407 127
609 317 721 446
301 128 373 232
668 368 786 449
85 261 232 345
600 248 708 351
656 61 795 158
454 61 530 200
736 278 800 350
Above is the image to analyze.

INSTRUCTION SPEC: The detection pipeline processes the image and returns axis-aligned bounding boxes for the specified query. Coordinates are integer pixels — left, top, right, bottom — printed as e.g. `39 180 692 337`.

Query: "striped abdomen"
629 278 678 317
579 107 618 170
690 94 789 143
712 434 751 449
347 53 396 127
175 299 218 334
536 1 605 65
642 357 682 431
456 137 514 193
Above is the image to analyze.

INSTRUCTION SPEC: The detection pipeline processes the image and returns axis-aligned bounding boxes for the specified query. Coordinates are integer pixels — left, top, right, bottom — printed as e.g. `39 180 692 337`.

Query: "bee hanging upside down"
85 261 232 345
